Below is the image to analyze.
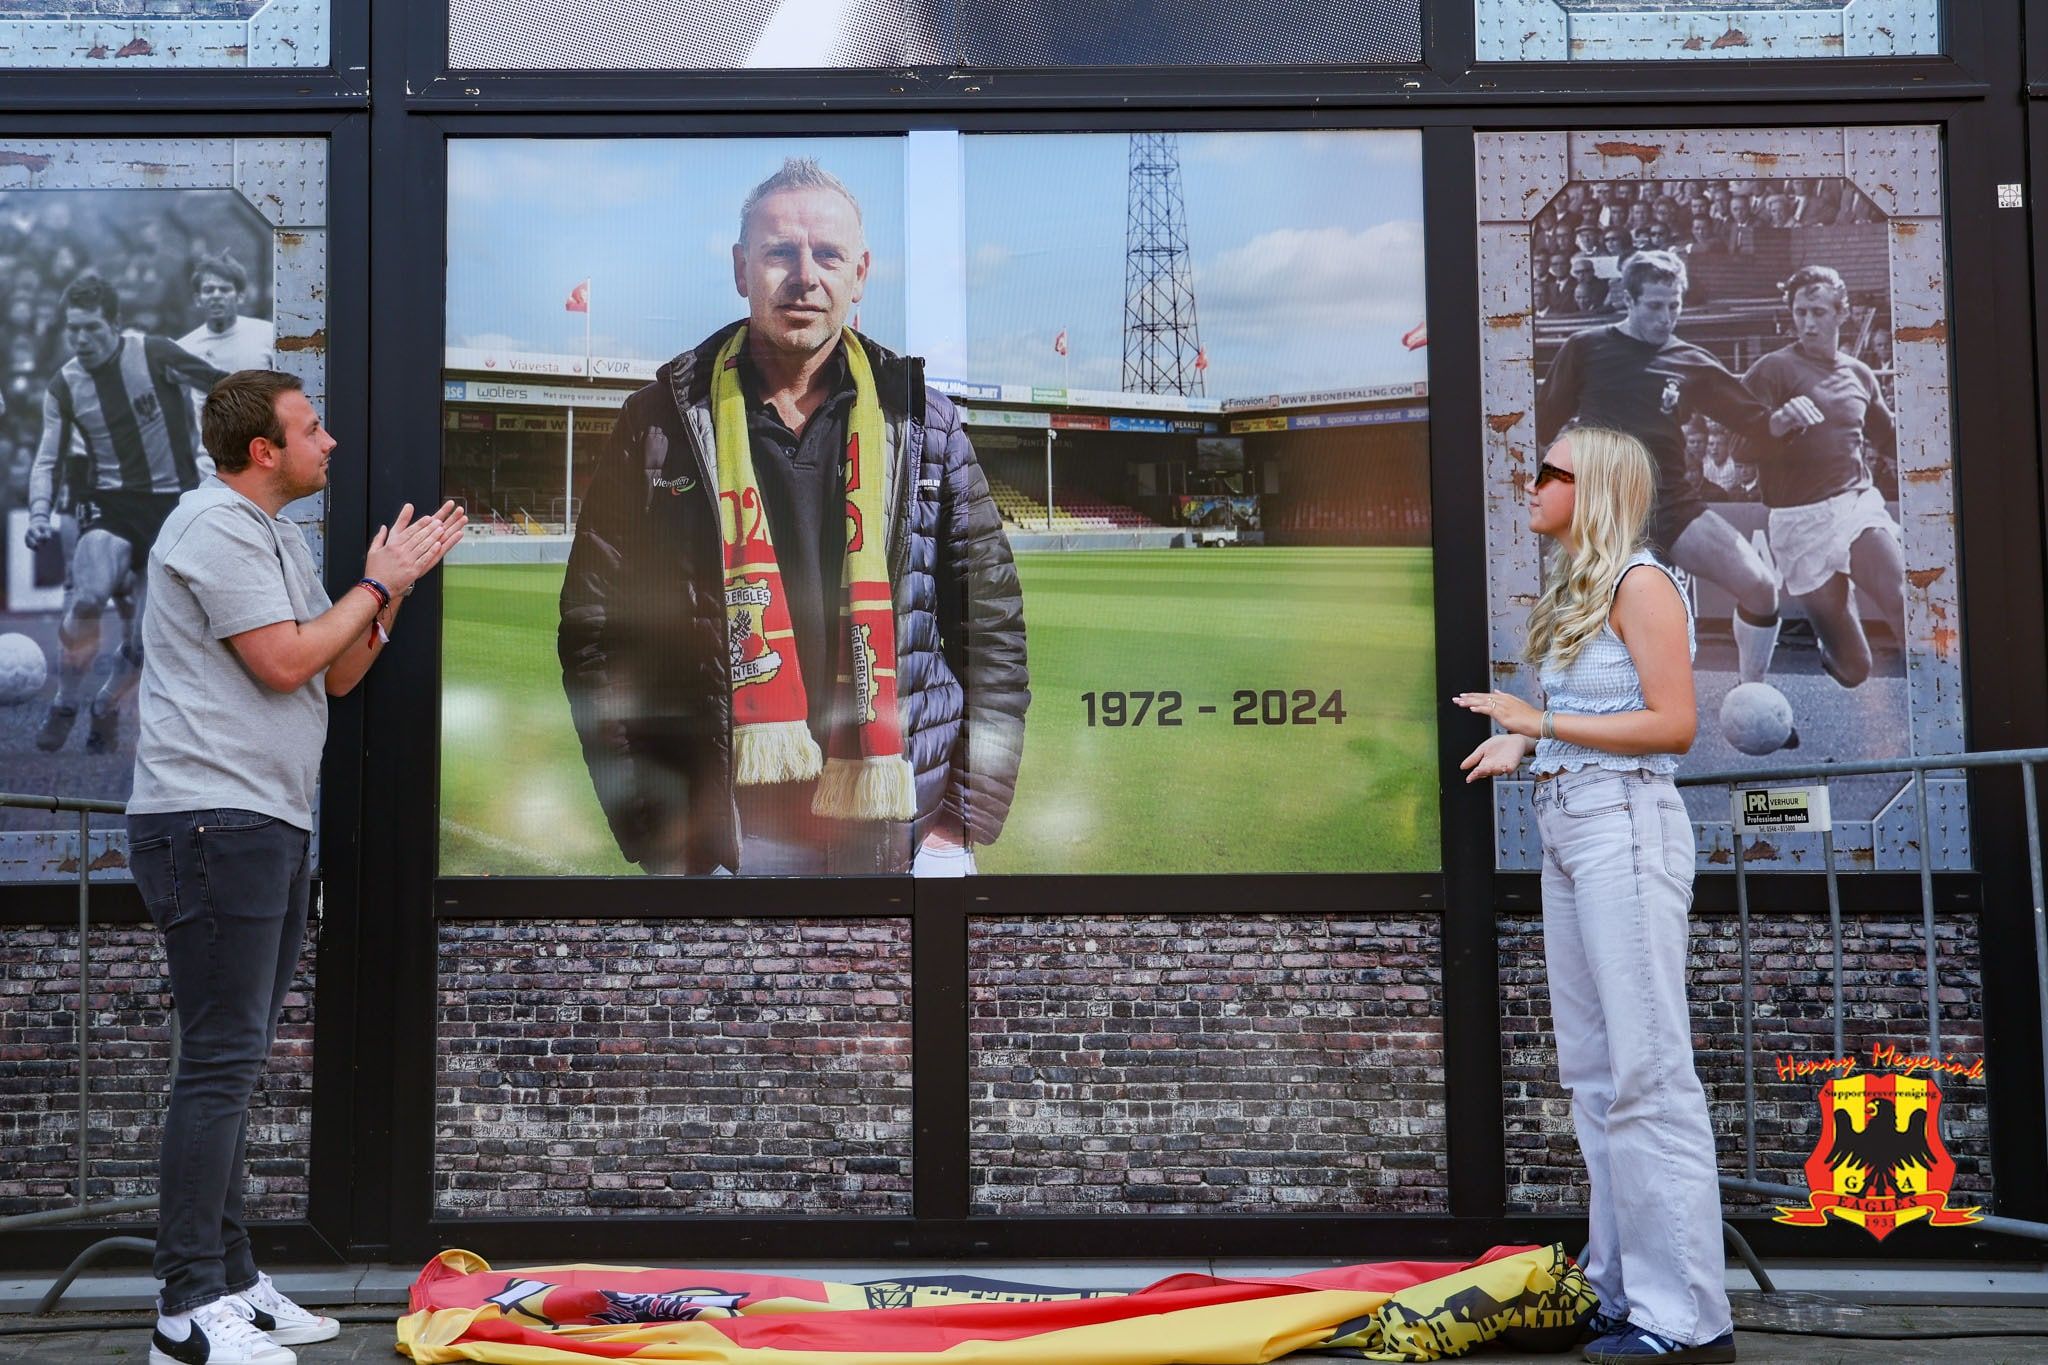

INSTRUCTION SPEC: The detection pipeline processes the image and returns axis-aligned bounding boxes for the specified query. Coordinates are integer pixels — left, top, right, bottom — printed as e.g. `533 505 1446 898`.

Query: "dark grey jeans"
128 809 311 1314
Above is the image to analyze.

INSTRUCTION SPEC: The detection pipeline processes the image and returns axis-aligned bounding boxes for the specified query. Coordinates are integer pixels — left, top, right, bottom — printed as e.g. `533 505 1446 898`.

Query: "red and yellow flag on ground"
397 1243 1595 1363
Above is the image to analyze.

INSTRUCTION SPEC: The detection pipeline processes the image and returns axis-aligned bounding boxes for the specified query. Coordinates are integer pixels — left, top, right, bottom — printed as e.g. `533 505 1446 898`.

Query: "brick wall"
969 914 1447 1215
4 905 1992 1229
1500 913 1990 1213
0 923 317 1221
435 919 914 1216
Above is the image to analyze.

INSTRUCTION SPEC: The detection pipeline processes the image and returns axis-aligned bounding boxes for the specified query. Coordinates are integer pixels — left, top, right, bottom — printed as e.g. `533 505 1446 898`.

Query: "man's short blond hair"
738 157 864 246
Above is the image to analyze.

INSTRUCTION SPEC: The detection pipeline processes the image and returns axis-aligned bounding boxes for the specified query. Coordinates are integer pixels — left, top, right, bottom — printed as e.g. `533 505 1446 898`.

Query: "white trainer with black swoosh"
230 1271 342 1346
149 1295 297 1364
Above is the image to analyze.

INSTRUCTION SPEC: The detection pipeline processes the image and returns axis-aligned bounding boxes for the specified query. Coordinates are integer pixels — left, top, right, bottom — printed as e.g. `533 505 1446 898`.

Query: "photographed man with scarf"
559 158 1029 875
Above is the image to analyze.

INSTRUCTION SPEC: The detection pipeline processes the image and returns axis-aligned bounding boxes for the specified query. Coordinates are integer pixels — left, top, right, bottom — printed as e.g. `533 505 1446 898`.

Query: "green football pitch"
439 547 1440 876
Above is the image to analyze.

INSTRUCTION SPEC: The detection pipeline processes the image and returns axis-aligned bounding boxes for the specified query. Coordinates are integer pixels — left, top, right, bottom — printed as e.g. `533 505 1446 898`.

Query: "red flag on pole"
565 280 590 313
1402 321 1428 350
1194 347 1209 373
1053 329 1068 357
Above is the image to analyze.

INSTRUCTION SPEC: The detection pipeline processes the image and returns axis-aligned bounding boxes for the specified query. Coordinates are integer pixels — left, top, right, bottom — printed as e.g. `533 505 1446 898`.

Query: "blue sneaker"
1584 1324 1736 1363
1575 1308 1630 1345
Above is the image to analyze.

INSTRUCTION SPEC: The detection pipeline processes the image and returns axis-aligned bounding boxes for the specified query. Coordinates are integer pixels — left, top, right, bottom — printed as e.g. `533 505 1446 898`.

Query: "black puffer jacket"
558 323 1029 874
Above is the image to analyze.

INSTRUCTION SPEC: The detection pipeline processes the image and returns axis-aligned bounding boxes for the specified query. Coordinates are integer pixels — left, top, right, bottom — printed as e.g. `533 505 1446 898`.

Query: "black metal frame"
5 0 2047 1271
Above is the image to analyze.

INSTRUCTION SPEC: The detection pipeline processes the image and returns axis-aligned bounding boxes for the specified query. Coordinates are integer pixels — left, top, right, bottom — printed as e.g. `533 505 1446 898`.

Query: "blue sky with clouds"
446 137 908 362
445 130 1425 399
963 130 1426 398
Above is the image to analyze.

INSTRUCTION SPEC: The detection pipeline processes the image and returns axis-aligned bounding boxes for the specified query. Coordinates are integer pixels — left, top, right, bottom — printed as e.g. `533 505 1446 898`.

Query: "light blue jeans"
1534 765 1731 1345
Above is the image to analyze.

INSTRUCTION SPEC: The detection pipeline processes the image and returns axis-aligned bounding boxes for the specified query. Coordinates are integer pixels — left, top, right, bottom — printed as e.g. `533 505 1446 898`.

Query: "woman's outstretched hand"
1459 732 1531 783
1453 689 1542 738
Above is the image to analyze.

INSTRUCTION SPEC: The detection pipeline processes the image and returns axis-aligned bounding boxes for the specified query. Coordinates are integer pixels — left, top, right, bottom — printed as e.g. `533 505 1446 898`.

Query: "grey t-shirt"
128 476 332 829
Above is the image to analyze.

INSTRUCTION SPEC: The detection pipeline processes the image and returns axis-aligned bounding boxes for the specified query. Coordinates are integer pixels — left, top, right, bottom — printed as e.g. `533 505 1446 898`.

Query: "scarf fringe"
735 720 824 788
813 753 917 822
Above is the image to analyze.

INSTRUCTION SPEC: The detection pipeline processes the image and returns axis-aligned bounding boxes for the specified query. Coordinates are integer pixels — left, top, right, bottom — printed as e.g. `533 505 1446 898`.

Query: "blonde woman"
1456 427 1734 1364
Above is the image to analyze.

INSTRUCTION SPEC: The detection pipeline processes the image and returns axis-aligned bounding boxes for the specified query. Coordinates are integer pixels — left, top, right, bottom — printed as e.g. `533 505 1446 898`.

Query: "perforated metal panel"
448 0 1420 69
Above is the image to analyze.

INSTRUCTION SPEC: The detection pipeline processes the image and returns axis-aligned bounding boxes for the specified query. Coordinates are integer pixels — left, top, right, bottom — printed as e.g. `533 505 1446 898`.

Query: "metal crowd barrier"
0 790 162 1312
1673 748 2048 1249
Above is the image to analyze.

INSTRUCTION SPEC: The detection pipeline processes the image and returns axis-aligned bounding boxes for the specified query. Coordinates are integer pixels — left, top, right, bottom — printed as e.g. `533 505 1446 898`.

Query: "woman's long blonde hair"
1525 426 1656 668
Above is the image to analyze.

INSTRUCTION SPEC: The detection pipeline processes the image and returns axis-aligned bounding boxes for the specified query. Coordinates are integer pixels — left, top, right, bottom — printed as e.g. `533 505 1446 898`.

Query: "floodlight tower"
1123 132 1205 397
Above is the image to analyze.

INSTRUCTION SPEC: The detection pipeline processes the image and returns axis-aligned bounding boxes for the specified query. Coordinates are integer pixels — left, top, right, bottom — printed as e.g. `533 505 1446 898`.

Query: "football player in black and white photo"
176 251 276 455
23 272 226 753
1536 250 1822 684
1738 265 1904 689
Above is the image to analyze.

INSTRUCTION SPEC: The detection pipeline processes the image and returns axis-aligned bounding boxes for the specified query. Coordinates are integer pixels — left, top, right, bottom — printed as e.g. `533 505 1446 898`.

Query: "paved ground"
9 1304 2048 1364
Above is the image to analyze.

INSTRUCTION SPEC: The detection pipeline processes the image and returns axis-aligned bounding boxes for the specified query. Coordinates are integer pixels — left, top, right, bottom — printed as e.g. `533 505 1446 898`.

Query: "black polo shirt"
738 345 856 749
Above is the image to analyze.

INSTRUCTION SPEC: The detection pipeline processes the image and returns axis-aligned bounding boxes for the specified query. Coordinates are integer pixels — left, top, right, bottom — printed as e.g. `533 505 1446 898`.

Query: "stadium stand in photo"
1255 424 1431 548
981 464 1159 532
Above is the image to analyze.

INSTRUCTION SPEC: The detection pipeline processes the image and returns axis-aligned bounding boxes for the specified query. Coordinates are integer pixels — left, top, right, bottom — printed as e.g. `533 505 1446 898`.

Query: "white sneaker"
149 1295 297 1364
231 1271 342 1346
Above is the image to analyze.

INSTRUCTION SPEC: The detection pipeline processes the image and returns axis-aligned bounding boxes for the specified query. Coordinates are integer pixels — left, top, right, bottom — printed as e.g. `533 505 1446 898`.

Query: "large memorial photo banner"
1476 127 1965 871
0 138 330 882
437 130 1436 878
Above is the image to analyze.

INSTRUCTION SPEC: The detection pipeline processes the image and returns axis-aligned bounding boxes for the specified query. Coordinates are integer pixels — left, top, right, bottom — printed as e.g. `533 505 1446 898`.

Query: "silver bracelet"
1540 709 1556 740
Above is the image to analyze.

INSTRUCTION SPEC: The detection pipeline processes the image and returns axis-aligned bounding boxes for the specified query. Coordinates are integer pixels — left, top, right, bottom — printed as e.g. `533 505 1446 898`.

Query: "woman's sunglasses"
1533 461 1577 490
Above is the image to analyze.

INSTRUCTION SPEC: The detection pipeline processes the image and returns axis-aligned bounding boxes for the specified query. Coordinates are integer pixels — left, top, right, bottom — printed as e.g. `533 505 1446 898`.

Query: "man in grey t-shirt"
127 370 464 1365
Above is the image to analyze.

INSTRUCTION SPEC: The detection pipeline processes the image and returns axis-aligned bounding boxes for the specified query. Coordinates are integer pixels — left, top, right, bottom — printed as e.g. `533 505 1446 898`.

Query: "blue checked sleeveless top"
1532 548 1696 776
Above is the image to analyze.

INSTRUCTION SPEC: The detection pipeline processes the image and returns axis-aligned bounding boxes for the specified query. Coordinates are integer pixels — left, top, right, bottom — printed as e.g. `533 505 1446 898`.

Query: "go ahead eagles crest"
1775 1073 1980 1241
727 578 782 687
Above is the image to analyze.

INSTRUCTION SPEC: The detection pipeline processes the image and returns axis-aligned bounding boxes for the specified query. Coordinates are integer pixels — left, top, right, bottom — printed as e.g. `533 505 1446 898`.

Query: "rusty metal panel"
1496 779 1540 866
0 137 329 882
1475 0 1568 63
1566 127 1845 185
1476 198 1547 868
1872 775 1969 870
1846 125 1943 220
1843 0 1942 57
1476 127 1966 872
1478 134 1569 225
1562 4 1841 62
1476 2 1942 62
0 0 328 69
248 0 330 67
0 139 233 192
1884 209 1964 765
234 138 329 229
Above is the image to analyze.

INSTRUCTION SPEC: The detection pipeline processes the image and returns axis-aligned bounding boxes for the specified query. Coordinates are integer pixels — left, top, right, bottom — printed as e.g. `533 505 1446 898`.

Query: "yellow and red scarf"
712 326 914 822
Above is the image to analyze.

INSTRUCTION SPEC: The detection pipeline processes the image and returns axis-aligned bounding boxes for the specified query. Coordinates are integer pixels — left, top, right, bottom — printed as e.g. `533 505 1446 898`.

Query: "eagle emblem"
1775 1073 1980 1241
590 1288 747 1325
